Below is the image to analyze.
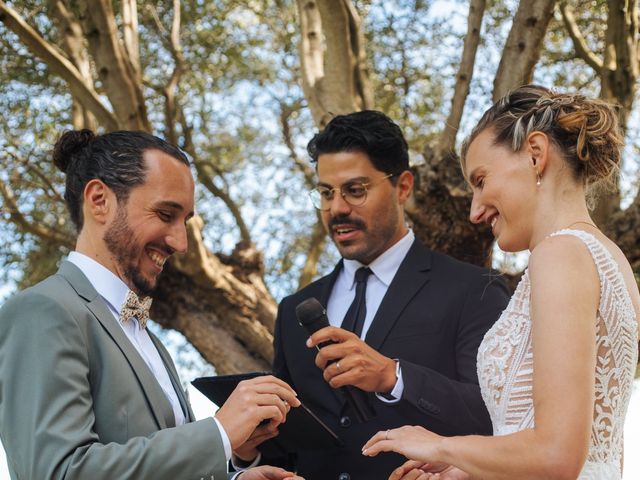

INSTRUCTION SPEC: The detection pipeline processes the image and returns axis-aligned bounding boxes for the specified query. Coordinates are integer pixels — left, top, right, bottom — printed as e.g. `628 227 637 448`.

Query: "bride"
362 85 640 479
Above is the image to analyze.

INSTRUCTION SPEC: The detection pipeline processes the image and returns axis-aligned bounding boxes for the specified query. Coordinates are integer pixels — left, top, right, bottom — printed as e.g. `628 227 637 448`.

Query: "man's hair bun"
52 129 95 173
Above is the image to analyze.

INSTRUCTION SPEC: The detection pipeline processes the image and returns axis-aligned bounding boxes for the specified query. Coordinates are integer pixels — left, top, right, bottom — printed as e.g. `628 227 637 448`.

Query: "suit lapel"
319 260 343 307
58 261 176 430
365 240 433 350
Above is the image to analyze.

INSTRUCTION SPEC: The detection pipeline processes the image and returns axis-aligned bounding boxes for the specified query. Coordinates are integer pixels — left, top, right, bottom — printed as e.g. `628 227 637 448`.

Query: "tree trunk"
296 0 374 126
152 217 276 374
493 0 556 101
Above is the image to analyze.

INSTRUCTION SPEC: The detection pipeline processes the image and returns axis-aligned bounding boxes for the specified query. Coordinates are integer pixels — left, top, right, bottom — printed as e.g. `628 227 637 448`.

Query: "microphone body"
296 297 376 423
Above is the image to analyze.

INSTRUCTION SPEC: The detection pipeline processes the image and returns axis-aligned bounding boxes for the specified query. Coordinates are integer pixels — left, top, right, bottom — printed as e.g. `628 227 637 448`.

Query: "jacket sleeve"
0 291 229 480
399 273 510 436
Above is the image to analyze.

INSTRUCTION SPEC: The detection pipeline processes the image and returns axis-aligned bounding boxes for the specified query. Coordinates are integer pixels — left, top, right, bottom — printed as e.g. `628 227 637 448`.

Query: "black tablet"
192 373 343 455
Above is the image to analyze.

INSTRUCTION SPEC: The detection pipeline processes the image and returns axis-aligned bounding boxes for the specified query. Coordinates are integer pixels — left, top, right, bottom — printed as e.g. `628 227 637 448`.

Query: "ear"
525 131 550 175
83 179 115 225
396 170 414 204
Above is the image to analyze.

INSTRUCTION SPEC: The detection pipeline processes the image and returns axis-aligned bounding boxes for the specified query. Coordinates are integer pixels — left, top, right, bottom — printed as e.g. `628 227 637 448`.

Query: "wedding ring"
336 362 341 372
385 429 389 440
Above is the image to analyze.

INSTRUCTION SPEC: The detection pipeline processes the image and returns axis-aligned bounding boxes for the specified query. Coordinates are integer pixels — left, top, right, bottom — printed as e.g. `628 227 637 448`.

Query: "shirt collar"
342 229 415 289
67 251 131 316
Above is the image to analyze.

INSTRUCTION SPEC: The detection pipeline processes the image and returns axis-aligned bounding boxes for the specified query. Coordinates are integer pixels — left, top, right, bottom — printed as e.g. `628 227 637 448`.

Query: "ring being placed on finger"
385 429 389 440
336 361 341 372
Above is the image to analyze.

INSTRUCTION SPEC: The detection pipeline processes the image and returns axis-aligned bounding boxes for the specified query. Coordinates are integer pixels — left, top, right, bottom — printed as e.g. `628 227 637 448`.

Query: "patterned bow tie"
119 290 153 330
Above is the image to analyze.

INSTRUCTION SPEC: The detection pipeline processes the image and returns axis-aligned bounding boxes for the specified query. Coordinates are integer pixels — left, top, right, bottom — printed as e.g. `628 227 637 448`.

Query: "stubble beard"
104 205 155 296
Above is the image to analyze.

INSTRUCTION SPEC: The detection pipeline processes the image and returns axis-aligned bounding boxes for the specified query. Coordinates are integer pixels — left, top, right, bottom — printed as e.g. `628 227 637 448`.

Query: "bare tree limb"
0 0 118 130
297 218 327 290
279 100 316 187
48 0 97 130
121 0 141 80
76 0 150 130
344 0 373 110
297 0 329 125
193 161 253 245
0 177 74 249
558 2 603 72
492 0 556 101
437 0 487 159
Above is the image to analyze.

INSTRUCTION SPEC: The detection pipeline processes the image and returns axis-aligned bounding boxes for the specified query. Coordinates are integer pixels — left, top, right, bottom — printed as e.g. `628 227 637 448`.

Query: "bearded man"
0 130 302 480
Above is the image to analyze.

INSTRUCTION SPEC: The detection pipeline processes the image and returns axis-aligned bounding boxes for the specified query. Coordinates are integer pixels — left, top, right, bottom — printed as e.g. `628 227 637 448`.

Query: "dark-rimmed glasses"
308 173 395 211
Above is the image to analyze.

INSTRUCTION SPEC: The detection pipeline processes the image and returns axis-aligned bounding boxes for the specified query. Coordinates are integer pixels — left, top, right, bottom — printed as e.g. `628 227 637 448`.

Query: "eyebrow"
317 176 370 188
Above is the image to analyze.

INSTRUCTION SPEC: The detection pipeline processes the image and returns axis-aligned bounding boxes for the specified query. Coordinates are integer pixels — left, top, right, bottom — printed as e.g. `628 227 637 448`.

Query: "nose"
328 191 352 217
166 222 189 254
469 193 485 224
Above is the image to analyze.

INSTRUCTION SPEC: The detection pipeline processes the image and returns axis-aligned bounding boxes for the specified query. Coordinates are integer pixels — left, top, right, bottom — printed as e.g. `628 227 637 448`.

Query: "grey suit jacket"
0 261 228 479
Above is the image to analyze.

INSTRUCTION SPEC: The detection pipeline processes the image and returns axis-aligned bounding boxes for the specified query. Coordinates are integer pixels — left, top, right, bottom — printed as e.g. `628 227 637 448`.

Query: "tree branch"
77 0 150 130
297 217 327 290
121 0 141 80
193 161 253 245
279 100 316 188
0 0 118 130
437 0 487 158
0 177 74 249
492 0 556 101
558 2 603 71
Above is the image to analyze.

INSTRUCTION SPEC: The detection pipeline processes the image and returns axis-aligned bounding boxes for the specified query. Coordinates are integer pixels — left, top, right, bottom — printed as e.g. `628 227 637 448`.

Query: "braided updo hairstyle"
461 84 624 192
52 129 189 231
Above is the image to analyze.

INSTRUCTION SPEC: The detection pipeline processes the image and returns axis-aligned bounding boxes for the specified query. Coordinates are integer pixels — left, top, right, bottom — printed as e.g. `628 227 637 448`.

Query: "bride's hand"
362 425 444 464
388 461 470 480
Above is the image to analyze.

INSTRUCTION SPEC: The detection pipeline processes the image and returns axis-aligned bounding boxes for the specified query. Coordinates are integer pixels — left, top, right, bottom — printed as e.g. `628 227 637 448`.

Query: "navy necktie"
341 267 373 338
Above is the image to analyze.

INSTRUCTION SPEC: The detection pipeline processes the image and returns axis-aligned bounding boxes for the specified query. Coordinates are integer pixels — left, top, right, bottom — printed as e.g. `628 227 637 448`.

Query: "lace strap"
548 229 616 291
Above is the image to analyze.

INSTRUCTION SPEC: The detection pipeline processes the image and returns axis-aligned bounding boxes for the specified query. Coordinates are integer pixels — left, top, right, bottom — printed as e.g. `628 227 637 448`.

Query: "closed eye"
157 211 173 222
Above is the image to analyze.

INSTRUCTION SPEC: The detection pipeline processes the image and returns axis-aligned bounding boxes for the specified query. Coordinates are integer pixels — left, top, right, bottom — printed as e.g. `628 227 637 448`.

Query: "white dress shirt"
67 252 233 462
326 229 415 401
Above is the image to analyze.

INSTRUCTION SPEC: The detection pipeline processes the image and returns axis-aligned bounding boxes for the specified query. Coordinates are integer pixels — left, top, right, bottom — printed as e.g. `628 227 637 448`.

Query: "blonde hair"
461 85 624 191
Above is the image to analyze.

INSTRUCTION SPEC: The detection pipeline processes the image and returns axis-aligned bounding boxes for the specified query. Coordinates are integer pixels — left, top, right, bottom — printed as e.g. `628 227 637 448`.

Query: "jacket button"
338 473 351 480
339 415 351 428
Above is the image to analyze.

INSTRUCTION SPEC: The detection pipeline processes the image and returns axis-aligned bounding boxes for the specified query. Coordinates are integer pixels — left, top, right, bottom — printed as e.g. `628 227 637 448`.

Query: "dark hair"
53 129 189 231
306 110 410 178
461 85 623 191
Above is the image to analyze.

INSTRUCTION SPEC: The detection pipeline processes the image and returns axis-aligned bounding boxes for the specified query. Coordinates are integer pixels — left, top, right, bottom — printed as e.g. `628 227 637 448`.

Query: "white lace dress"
477 229 639 479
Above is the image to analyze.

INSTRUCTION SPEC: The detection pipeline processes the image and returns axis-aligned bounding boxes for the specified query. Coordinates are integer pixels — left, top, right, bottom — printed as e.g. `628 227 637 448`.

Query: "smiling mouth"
146 248 168 269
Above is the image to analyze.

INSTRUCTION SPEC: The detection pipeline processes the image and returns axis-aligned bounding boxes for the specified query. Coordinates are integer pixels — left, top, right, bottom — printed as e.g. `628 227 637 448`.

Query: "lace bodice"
477 229 638 479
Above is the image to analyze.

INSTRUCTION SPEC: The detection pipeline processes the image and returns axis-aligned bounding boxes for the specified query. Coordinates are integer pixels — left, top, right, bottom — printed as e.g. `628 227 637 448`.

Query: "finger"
254 404 287 425
240 376 300 407
362 429 392 451
313 342 350 370
250 383 301 407
306 326 352 348
244 426 279 446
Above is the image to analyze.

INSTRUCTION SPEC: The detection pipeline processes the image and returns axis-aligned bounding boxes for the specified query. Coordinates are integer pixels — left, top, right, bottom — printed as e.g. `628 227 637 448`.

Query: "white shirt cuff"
375 369 404 404
213 417 232 461
231 451 262 471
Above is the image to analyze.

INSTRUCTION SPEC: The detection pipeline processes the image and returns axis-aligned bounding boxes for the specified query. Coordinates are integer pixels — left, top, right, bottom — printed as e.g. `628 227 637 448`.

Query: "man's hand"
215 375 300 450
306 326 396 393
233 422 279 464
237 465 305 480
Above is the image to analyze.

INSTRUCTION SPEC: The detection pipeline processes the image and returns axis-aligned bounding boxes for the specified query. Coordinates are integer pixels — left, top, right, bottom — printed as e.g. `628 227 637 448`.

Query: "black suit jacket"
272 239 510 480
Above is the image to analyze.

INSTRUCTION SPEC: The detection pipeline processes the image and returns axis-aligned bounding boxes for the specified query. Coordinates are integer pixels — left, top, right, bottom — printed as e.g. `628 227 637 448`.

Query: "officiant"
236 110 510 480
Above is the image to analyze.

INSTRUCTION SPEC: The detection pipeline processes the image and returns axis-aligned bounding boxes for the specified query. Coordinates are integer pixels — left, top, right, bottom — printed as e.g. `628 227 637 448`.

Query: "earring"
536 170 542 186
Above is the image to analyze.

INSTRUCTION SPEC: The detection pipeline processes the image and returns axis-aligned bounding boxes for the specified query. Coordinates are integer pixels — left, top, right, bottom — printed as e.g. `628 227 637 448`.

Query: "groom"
0 130 302 480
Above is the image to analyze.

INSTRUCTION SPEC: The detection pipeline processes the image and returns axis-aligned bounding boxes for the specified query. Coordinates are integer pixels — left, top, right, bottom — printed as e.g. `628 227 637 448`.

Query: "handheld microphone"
296 297 376 423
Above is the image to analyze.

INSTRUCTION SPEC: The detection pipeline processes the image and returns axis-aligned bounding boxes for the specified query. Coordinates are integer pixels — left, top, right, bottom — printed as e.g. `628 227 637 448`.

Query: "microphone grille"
295 298 325 327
